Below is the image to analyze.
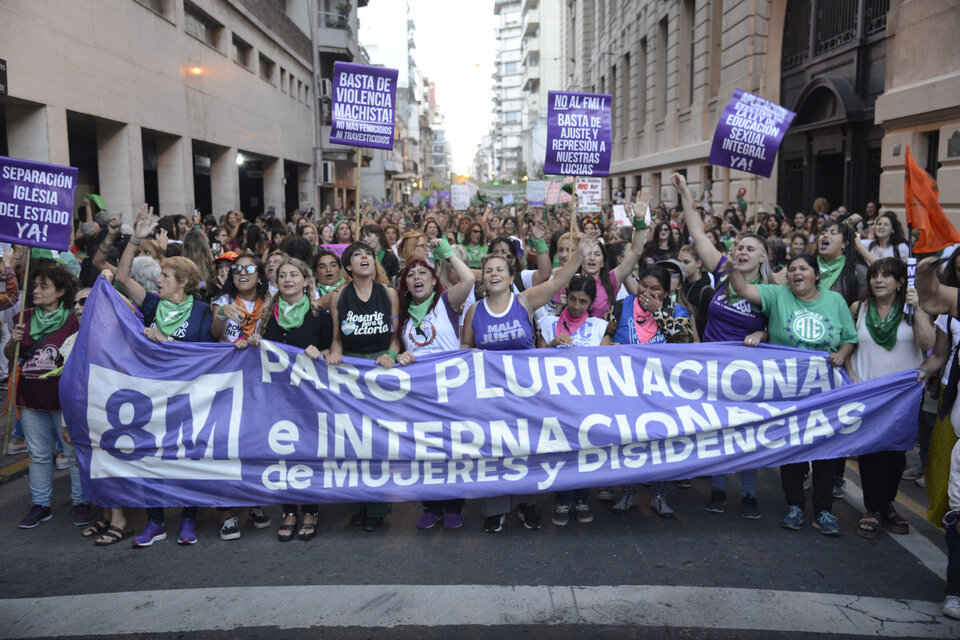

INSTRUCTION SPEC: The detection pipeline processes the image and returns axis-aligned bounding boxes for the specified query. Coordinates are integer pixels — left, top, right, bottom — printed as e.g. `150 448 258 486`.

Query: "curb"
0 456 29 484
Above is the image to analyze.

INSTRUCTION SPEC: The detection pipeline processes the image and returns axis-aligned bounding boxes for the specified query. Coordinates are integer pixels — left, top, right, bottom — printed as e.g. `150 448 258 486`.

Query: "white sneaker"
915 475 926 488
55 452 69 470
943 595 960 620
552 504 570 526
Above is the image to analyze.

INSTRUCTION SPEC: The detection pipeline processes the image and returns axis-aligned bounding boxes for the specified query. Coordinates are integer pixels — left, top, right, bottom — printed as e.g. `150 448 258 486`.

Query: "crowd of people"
4 173 959 619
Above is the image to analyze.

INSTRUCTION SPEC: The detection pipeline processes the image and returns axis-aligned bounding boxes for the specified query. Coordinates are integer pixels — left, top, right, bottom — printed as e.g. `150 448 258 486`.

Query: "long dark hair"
222 253 269 301
562 273 598 311
487 235 523 274
874 211 907 249
816 220 863 304
396 258 445 331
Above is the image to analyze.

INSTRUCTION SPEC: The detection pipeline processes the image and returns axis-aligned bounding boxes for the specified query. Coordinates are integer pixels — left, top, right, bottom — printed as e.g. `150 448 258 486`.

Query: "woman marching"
461 234 594 533
326 242 402 532
242 257 334 542
396 237 476 530
849 258 933 538
728 253 857 535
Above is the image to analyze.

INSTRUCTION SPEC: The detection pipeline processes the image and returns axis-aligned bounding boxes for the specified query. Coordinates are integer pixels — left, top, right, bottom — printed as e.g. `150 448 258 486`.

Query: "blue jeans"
21 408 84 507
13 416 63 450
711 470 758 497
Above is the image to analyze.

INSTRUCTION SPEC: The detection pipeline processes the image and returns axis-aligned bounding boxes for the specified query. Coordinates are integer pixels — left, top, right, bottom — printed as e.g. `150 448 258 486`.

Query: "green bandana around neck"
30 302 69 340
277 294 309 331
376 249 385 264
865 299 902 351
818 254 846 291
154 297 194 337
408 292 436 328
318 278 345 297
725 271 761 304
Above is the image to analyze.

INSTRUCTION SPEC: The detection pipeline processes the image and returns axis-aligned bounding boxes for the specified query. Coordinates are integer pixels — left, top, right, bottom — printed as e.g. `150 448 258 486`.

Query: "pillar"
210 146 239 215
96 122 144 224
5 103 69 165
156 135 194 218
262 157 284 217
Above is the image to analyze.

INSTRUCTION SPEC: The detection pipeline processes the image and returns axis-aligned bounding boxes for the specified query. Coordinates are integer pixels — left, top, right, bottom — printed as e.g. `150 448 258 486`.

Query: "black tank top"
337 281 392 354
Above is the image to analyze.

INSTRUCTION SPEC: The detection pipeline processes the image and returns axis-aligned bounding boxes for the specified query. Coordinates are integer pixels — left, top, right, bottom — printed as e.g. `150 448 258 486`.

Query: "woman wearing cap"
326 242 401 532
395 237 476 530
727 253 857 536
675 173 770 518
115 204 216 547
240 256 333 542
461 235 592 533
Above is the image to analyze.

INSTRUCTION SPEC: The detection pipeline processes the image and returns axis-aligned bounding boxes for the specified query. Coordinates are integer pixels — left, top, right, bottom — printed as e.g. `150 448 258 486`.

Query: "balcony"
522 9 539 36
317 10 358 57
521 35 540 58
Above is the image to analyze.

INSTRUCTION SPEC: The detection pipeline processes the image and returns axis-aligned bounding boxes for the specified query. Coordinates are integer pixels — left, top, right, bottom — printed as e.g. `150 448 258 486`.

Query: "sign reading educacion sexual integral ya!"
0 155 78 251
329 61 399 151
61 279 922 508
545 91 612 177
708 89 796 178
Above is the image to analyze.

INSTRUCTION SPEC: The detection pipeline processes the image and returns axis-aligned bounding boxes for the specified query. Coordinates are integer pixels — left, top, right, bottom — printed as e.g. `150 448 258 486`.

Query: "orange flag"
905 145 960 253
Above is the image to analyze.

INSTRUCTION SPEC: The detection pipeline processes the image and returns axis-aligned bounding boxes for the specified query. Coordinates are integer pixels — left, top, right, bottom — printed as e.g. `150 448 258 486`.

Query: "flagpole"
2 253 30 455
354 148 362 240
569 177 578 237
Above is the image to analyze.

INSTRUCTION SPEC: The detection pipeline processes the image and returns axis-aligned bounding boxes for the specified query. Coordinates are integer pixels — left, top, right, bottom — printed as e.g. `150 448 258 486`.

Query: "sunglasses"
74 297 88 307
231 264 257 275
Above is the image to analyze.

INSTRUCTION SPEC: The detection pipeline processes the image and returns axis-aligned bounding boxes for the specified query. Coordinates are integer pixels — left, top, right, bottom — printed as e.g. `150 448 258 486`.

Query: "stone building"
559 0 960 222
1 0 317 222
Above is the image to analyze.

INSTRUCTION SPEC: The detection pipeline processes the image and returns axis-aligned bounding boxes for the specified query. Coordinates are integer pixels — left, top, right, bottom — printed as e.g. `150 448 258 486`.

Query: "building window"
232 34 252 68
657 18 668 119
814 0 858 56
504 61 519 74
184 1 222 49
681 0 695 107
280 68 287 92
505 112 519 123
259 53 276 83
134 0 167 17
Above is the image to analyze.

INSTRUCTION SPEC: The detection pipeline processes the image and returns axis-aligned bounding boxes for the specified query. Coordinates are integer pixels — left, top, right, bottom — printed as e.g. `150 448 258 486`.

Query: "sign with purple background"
708 89 796 178
544 91 612 177
0 155 77 250
61 279 921 508
329 62 398 151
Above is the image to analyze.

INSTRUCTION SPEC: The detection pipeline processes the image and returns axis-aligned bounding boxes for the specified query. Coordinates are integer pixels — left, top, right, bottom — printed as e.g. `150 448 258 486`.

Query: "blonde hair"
161 256 201 295
258 257 322 335
398 232 427 264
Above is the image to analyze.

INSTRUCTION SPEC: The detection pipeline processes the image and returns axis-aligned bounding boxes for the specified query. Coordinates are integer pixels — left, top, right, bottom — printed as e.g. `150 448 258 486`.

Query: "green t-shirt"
757 284 857 353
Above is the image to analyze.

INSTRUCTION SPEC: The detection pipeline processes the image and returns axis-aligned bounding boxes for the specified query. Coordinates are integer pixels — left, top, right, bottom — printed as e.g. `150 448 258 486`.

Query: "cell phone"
212 242 222 254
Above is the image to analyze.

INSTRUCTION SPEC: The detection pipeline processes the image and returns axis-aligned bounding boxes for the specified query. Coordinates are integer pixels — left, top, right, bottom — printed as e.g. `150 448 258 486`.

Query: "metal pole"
569 177 578 237
355 149 362 239
2 255 30 454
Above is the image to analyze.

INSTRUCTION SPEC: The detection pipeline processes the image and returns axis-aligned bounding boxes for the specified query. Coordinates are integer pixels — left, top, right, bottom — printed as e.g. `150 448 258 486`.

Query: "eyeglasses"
231 264 257 275
74 298 88 307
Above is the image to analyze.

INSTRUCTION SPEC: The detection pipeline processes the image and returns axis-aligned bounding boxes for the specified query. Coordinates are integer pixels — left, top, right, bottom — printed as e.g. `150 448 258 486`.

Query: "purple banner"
544 91 612 177
320 243 350 258
0 155 78 250
708 89 796 178
60 279 922 508
329 62 399 150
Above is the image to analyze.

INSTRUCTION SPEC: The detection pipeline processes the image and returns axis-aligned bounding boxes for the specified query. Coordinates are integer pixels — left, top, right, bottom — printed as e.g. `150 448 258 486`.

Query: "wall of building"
1 0 316 222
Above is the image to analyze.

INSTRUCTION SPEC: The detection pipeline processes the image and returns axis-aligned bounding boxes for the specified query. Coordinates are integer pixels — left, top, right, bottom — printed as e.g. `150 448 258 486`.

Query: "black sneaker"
517 504 542 530
72 502 94 526
483 514 505 533
219 516 241 540
706 490 726 514
248 507 271 529
18 504 52 529
741 495 762 519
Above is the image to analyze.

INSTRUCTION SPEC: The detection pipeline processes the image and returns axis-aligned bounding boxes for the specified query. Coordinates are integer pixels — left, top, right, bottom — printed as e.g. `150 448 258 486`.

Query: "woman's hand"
375 353 395 368
60 426 72 445
143 327 166 342
531 220 546 240
106 218 121 239
100 269 115 283
217 304 246 323
905 288 920 308
828 352 845 367
234 338 250 350
550 333 574 347
305 345 322 360
397 351 416 366
156 227 169 252
10 324 24 343
133 203 156 238
638 292 662 313
743 330 766 347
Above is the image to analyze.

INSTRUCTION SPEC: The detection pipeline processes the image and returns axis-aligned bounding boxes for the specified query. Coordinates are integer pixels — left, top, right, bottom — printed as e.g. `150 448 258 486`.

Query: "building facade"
519 0 562 179
492 0 525 180
557 0 960 222
1 0 317 222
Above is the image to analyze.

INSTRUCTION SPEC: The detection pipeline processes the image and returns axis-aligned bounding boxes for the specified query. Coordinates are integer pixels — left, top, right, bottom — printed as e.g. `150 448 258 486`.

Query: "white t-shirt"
537 315 608 348
212 294 260 344
401 292 461 356
864 239 909 261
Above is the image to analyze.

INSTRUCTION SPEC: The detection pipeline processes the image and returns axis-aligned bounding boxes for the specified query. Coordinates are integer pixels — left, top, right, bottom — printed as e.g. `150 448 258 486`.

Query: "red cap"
214 251 239 262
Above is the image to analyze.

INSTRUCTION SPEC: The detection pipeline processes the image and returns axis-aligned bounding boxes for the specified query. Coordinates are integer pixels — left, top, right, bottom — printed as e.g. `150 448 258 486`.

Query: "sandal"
277 513 298 542
298 514 318 542
82 518 110 538
94 525 133 546
856 512 881 540
882 506 909 534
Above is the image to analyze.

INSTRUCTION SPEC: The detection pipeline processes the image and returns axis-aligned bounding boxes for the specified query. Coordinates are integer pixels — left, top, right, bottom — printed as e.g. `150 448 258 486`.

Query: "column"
262 157 284 217
210 146 239 215
96 122 144 224
5 103 69 165
156 135 195 218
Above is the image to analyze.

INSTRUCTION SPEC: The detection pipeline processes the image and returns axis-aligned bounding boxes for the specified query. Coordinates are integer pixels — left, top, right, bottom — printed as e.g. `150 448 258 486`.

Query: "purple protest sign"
329 62 399 151
708 89 796 178
0 155 78 250
544 91 612 177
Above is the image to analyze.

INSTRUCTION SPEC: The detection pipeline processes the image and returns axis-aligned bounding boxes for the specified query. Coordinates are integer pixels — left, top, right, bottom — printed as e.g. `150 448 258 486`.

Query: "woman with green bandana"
312 250 349 307
728 253 857 537
463 221 488 269
116 204 215 547
326 241 401 532
849 258 934 539
244 257 333 543
361 223 400 282
395 238 476 531
8 261 90 531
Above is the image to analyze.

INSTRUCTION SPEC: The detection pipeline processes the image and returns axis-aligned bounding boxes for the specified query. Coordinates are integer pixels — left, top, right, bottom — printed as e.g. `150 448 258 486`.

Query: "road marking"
0 456 28 484
2 584 959 637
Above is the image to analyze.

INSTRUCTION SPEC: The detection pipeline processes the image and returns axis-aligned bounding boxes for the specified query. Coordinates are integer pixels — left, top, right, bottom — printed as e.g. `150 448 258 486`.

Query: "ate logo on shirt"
784 310 836 349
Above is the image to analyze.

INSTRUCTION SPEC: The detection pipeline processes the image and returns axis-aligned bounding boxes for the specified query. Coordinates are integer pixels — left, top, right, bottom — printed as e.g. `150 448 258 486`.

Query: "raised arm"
528 221 553 286
917 256 958 317
613 225 645 285
727 264 763 307
522 235 592 310
115 204 155 307
91 218 121 272
673 173 723 271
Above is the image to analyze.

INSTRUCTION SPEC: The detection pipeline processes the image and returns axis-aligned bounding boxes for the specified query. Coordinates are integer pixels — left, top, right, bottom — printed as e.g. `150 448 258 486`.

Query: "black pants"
282 504 318 516
423 499 464 516
858 451 906 513
147 506 197 524
780 460 834 514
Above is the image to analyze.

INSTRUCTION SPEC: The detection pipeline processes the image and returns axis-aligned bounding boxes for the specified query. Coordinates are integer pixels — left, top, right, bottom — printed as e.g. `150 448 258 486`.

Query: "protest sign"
612 204 630 227
544 91 612 177
450 185 470 210
61 280 921 507
526 181 546 207
576 178 602 213
544 179 573 205
503 194 515 205
329 62 399 151
0 156 78 251
708 89 796 178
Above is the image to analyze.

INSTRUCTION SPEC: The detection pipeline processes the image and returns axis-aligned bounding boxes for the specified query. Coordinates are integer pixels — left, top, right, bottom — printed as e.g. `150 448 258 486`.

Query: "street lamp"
522 175 528 182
